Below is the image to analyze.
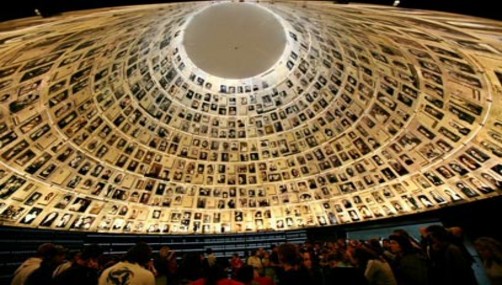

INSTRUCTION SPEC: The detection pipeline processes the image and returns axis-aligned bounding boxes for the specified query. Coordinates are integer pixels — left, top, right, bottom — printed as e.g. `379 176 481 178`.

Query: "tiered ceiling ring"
0 1 501 234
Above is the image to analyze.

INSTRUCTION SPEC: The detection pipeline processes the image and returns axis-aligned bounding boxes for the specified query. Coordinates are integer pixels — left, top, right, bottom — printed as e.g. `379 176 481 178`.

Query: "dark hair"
278 244 300 266
81 244 103 260
393 229 411 238
125 242 152 265
426 225 450 242
204 264 226 285
389 234 415 254
179 253 204 281
366 239 384 255
353 246 378 268
236 265 255 283
36 243 56 257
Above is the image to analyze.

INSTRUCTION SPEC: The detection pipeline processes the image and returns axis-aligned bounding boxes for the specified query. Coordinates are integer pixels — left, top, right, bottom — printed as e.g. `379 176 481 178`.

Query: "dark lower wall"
1 196 500 284
0 227 306 284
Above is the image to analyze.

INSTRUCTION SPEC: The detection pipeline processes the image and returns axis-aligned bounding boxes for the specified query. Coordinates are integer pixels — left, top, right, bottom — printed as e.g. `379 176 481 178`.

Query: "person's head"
159 246 173 259
474 237 502 263
365 239 384 255
353 246 378 267
204 264 227 285
78 244 103 269
236 265 256 284
124 242 152 266
278 243 300 267
388 234 415 255
302 251 313 269
36 243 57 258
36 243 66 262
426 225 451 251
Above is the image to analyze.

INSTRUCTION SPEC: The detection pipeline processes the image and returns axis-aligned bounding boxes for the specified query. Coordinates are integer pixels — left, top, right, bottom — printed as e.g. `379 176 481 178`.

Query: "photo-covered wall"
0 1 501 234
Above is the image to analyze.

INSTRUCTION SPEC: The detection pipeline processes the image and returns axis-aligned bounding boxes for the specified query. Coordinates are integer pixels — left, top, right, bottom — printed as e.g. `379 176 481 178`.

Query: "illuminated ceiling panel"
0 1 501 234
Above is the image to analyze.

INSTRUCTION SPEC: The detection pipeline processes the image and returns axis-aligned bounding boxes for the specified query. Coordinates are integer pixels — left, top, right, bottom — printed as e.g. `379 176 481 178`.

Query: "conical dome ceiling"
0 1 501 234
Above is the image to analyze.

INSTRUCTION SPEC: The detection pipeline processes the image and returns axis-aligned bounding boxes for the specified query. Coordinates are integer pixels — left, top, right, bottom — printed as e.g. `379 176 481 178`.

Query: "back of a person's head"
278 243 300 266
426 225 450 242
36 243 57 257
125 242 152 265
366 239 384 254
179 252 203 280
389 234 415 254
36 243 67 260
353 246 378 266
236 265 255 284
206 248 213 255
204 263 226 285
81 244 103 260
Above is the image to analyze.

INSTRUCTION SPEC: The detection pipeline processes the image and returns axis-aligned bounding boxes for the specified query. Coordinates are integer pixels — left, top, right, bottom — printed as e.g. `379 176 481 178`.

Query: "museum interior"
1 1 502 284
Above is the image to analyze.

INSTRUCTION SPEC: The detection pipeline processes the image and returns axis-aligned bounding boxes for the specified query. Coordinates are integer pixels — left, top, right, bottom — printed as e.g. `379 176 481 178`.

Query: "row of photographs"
2 147 502 206
2 111 500 197
5 54 488 172
1 165 501 233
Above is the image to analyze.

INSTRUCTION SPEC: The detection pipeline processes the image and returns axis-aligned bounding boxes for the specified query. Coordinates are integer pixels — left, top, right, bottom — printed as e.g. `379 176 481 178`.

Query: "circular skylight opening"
182 3 287 79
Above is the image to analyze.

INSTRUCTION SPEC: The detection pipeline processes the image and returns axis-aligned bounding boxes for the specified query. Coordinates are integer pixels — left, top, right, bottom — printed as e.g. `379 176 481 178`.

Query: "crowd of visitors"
9 225 502 285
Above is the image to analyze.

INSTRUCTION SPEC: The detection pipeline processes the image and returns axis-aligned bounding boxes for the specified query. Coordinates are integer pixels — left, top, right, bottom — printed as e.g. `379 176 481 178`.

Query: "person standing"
154 246 178 285
247 249 264 276
230 253 244 277
426 225 478 285
353 246 397 285
277 244 312 285
54 244 103 285
11 243 58 285
99 242 155 285
388 234 429 285
24 245 67 285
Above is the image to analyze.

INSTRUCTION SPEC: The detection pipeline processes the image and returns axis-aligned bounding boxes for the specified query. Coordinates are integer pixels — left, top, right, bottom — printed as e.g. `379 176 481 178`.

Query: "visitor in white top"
353 246 397 285
11 243 59 285
99 242 155 285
